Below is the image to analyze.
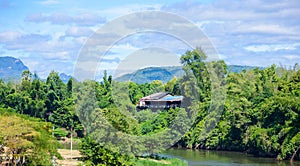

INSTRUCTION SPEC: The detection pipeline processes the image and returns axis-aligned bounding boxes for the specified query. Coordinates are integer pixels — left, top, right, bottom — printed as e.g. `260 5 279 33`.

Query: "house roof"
141 92 169 100
140 92 183 102
158 95 184 101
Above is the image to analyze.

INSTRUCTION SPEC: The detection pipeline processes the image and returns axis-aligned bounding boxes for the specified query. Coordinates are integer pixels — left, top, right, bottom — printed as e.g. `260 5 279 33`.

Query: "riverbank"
136 157 187 166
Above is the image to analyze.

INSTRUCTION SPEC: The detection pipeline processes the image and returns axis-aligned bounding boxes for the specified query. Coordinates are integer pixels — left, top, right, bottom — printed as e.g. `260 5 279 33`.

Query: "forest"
0 48 300 165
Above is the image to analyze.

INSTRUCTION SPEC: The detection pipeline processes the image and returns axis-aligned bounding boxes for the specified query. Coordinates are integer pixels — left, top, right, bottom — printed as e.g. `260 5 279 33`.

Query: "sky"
0 0 299 78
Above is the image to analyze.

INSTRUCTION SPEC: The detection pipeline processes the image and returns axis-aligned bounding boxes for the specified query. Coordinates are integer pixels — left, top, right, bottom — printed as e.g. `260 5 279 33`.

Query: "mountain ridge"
0 56 73 83
0 56 29 82
115 65 262 84
0 56 262 83
114 66 184 84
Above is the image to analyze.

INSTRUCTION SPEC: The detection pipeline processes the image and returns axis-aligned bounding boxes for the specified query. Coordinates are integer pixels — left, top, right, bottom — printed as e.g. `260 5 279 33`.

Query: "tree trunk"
291 146 300 162
70 127 73 160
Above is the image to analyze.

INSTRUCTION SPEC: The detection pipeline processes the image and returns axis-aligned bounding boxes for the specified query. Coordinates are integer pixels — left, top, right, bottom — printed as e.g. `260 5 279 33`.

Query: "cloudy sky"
0 0 299 78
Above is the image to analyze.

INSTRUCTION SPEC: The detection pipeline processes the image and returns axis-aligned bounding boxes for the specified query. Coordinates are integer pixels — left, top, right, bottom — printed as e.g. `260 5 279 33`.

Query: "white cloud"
283 54 300 61
0 31 22 42
99 47 181 78
96 4 162 17
2 0 300 78
161 0 300 67
74 37 88 45
38 0 59 5
234 24 297 35
245 43 300 52
0 31 51 50
105 43 140 60
0 30 82 66
65 26 94 37
26 12 106 26
112 43 139 50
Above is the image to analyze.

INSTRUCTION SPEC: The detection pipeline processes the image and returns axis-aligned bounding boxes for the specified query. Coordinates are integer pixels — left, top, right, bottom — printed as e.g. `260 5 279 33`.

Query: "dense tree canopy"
0 49 300 165
177 62 300 161
0 110 61 165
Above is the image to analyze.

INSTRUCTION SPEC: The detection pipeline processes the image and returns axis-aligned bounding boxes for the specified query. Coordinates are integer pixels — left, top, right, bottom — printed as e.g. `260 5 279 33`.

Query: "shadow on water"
161 148 300 166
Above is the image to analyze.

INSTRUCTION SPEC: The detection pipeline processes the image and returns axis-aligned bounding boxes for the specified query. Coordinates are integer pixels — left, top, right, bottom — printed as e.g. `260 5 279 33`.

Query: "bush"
53 128 68 138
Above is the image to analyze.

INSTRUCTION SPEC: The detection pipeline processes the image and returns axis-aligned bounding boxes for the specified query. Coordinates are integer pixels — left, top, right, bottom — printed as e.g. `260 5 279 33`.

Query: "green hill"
115 65 262 84
114 66 184 84
227 65 264 73
0 56 29 82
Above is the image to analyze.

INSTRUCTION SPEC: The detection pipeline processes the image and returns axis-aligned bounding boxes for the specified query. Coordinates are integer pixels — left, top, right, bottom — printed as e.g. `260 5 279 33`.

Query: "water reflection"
162 149 300 166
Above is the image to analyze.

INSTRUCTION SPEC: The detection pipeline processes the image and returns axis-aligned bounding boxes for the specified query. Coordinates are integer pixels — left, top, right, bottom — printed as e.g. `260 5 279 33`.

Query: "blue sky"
0 0 299 78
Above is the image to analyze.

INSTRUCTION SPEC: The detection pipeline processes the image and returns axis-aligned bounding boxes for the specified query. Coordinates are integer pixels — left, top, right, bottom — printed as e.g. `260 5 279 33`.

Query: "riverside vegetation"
0 48 299 165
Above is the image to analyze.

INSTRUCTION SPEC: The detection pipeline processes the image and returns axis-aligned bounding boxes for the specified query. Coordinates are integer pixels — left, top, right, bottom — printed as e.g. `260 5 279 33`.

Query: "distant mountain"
0 56 29 82
115 66 184 84
59 73 72 83
0 56 263 84
115 65 262 84
227 65 264 73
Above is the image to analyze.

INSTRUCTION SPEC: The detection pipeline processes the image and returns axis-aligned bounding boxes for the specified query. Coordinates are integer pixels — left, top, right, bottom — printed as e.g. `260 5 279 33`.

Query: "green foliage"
128 80 164 105
180 48 211 101
165 77 181 95
178 58 300 160
96 71 114 108
135 109 158 123
99 107 140 135
0 70 83 137
1 49 300 164
0 110 61 165
80 136 135 166
140 108 181 135
53 128 68 138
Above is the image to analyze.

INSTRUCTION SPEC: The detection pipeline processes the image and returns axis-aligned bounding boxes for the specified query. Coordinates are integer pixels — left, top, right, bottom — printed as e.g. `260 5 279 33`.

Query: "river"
162 149 300 166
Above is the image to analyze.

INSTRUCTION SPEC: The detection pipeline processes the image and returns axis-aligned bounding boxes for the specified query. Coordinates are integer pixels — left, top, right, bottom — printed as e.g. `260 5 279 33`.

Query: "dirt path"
57 149 83 166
